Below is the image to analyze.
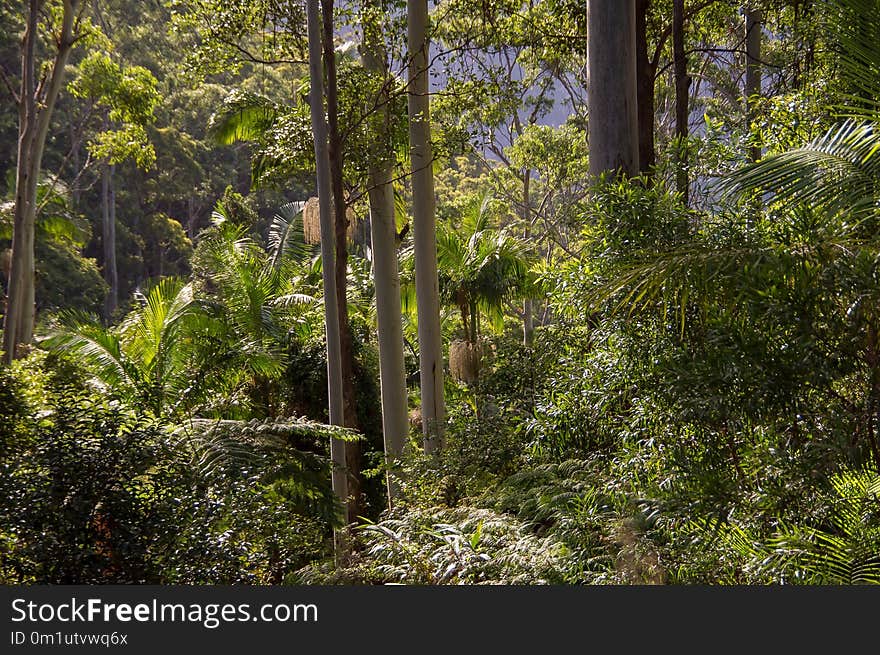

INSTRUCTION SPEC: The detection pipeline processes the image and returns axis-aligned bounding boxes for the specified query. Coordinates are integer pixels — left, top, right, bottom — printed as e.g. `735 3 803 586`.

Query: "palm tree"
437 195 533 345
718 0 880 213
42 202 321 421
428 195 533 385
190 201 320 417
591 0 880 468
43 277 205 418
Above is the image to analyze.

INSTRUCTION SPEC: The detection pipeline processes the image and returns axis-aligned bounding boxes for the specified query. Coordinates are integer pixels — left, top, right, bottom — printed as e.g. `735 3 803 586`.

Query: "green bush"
0 354 333 584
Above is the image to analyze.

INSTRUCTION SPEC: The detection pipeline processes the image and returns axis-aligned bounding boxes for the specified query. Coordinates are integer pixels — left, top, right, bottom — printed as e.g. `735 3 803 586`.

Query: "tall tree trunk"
187 196 198 238
102 162 118 321
321 0 363 523
791 0 814 90
635 0 656 176
71 122 81 206
366 173 409 504
97 4 116 323
306 0 349 547
521 171 534 346
587 0 639 179
745 5 762 163
673 0 689 202
408 0 446 453
3 0 78 364
363 4 410 506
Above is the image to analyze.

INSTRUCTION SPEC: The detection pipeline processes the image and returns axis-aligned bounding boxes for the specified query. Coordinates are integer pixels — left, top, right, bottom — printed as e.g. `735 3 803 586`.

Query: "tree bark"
408 0 446 453
321 0 363 524
363 3 410 506
673 0 689 202
635 0 655 176
745 6 762 163
102 161 118 321
187 196 198 238
587 0 639 179
521 171 534 346
306 0 349 544
3 0 78 364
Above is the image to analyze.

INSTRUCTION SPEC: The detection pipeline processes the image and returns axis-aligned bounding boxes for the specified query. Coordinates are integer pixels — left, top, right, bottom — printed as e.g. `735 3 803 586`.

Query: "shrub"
0 354 334 584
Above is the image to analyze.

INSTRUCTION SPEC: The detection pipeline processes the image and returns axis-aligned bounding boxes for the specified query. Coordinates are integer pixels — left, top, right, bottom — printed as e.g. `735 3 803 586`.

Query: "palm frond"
460 193 495 235
174 417 360 476
826 0 880 119
696 467 880 584
207 90 279 145
268 201 310 269
124 278 195 373
718 120 880 216
210 202 230 227
172 418 359 523
42 312 139 396
272 292 316 307
588 241 769 319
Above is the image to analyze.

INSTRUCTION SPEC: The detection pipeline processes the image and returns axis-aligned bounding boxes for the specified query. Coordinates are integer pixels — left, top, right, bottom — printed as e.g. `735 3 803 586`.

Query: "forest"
1 0 879 586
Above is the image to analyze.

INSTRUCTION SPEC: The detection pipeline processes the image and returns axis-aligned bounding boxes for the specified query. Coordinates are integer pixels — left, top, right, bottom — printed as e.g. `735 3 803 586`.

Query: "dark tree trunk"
321 0 363 524
673 0 689 203
521 172 534 345
745 6 762 163
187 196 198 239
635 0 655 176
102 162 118 322
306 0 349 549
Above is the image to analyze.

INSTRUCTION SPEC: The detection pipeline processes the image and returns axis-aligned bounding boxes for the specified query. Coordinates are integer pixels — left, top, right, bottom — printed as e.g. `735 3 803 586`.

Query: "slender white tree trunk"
587 0 639 178
361 11 409 505
408 0 446 452
3 0 78 364
306 0 349 542
521 171 533 346
366 174 409 502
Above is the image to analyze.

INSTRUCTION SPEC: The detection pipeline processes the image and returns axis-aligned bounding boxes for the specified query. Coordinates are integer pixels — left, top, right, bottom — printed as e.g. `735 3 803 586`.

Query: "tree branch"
0 65 19 103
651 0 719 71
213 34 307 66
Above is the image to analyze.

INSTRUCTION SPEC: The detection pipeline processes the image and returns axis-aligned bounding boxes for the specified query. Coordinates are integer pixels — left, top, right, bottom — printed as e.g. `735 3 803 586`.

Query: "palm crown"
436 194 533 344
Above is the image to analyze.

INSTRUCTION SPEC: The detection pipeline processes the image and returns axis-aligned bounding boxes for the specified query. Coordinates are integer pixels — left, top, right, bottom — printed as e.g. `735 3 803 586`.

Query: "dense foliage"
2 0 880 585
